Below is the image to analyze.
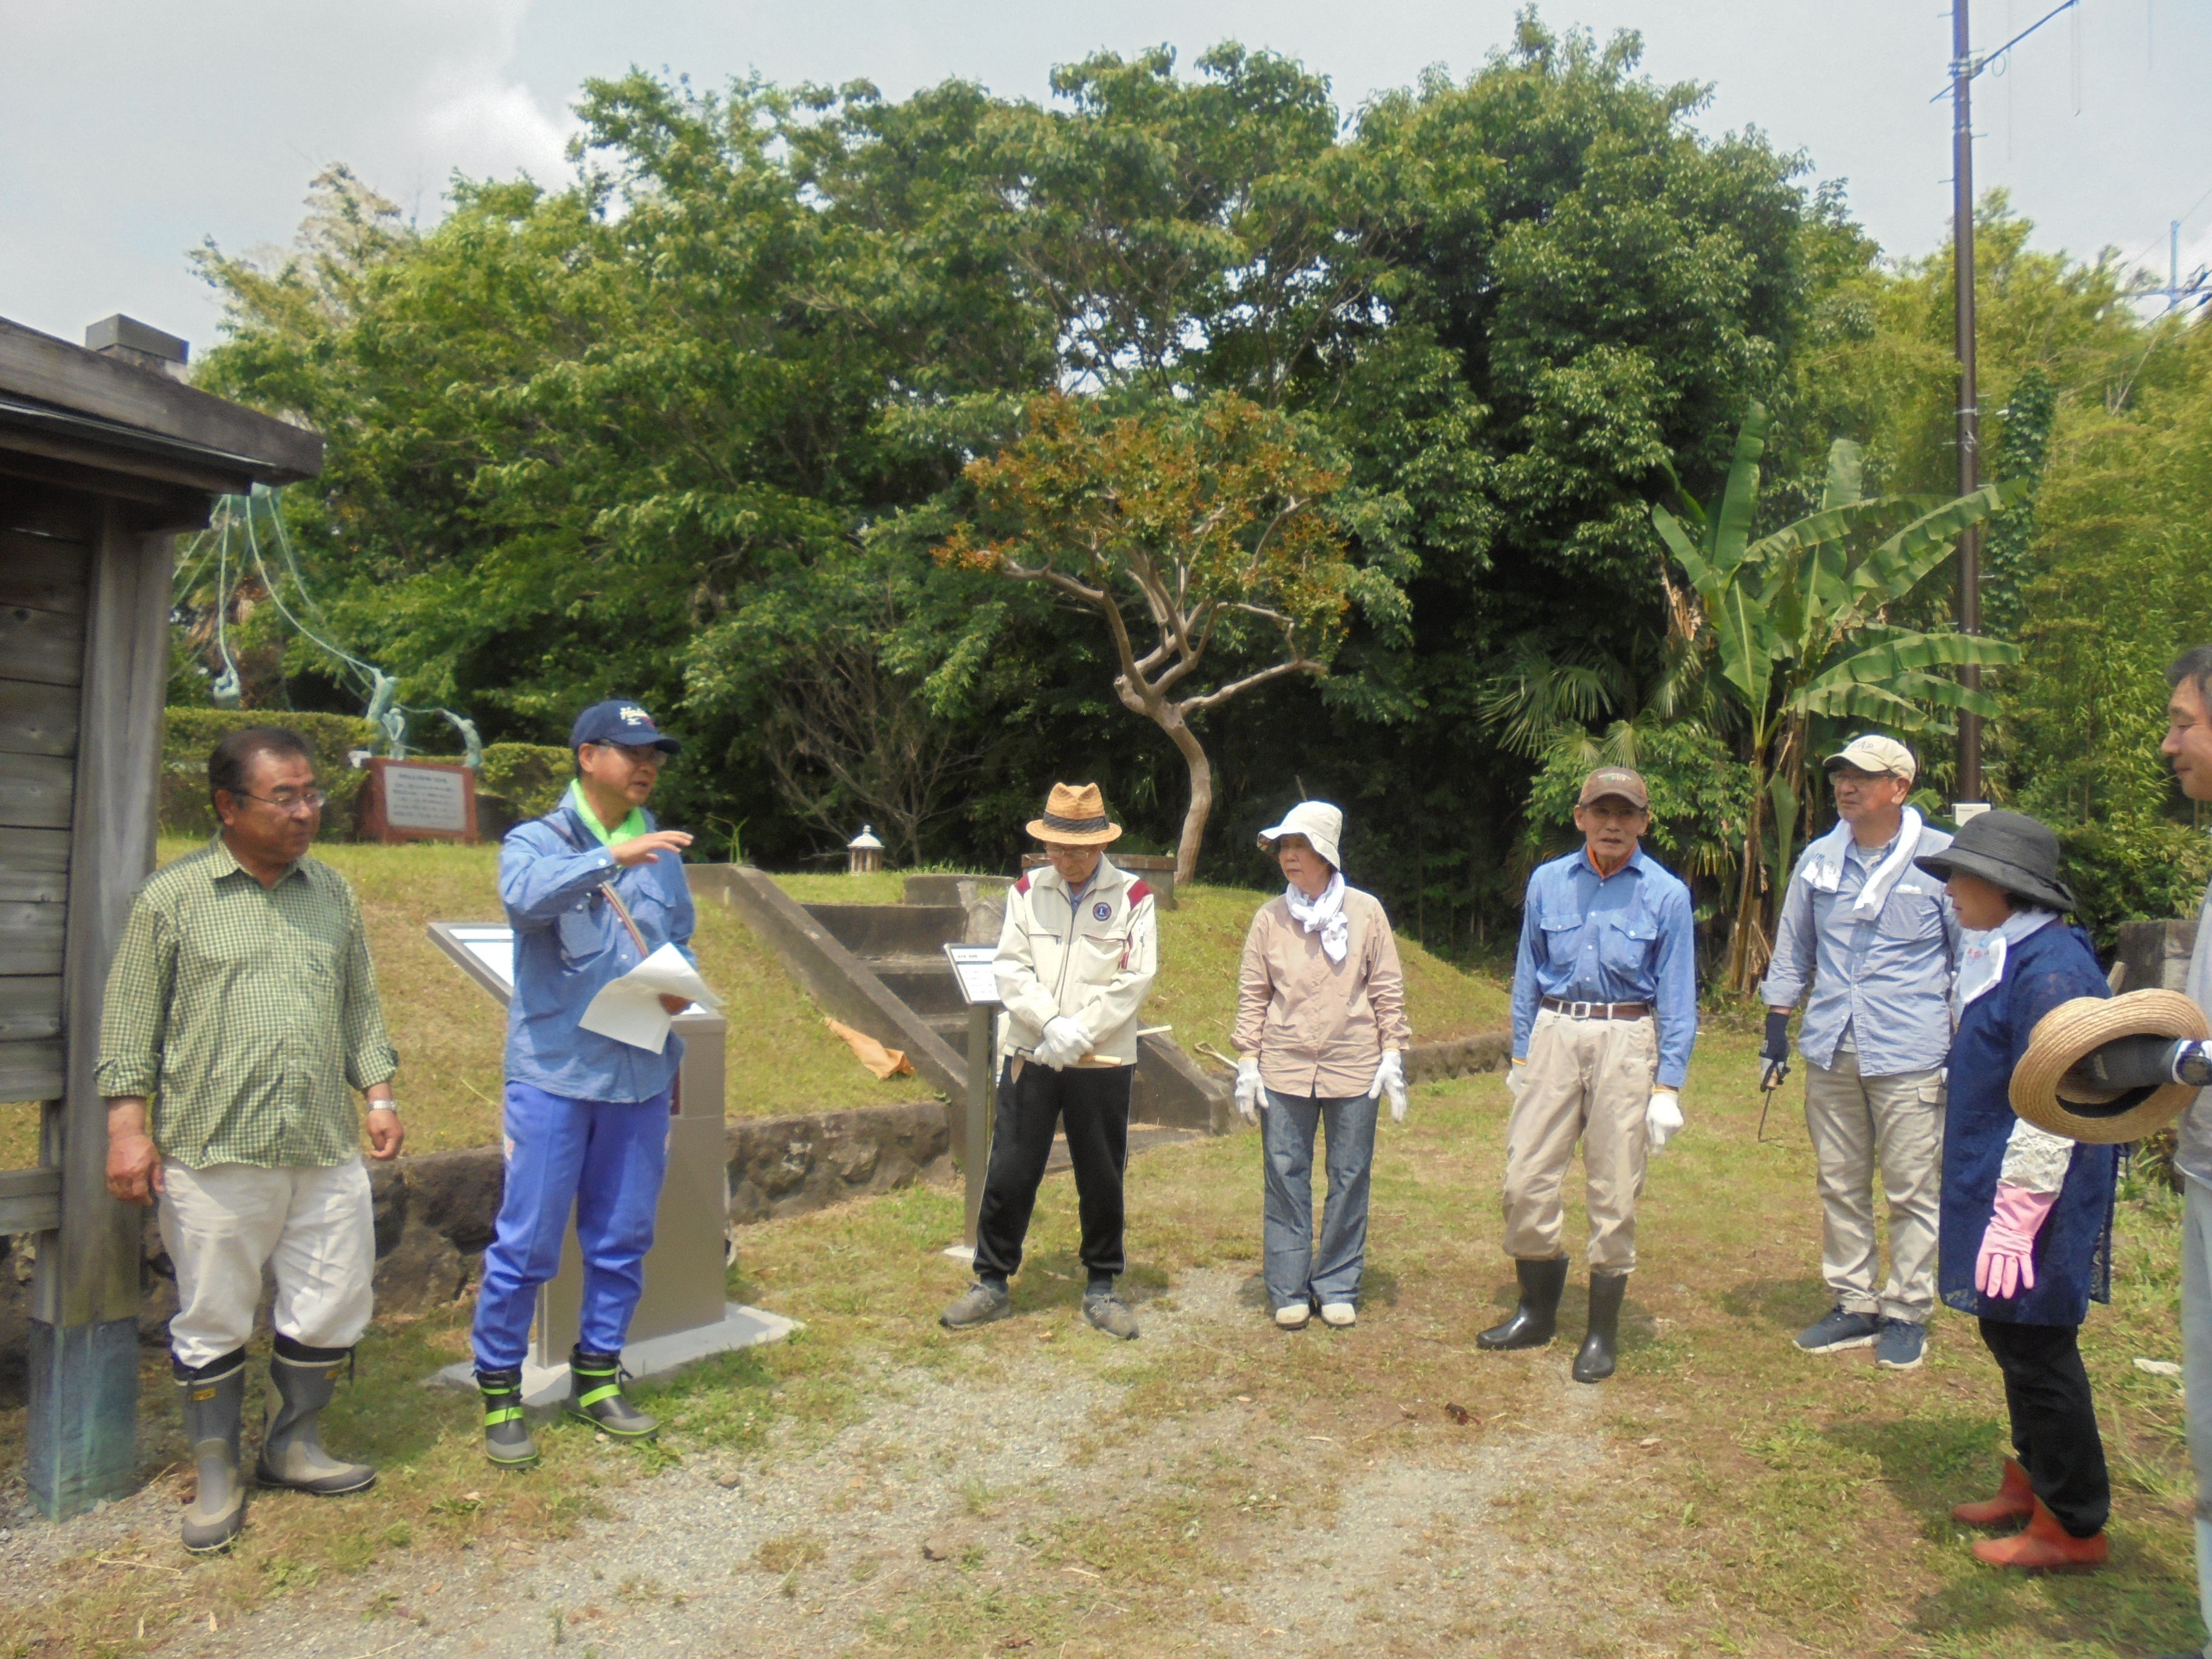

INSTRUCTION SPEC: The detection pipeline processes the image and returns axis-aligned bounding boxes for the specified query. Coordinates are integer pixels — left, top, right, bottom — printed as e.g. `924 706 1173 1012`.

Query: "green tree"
1652 403 2020 988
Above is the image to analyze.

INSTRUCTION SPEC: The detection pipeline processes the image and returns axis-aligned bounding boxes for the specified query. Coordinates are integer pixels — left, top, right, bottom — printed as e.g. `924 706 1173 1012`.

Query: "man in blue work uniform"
1480 766 1697 1383
1760 736 1957 1373
472 699 697 1466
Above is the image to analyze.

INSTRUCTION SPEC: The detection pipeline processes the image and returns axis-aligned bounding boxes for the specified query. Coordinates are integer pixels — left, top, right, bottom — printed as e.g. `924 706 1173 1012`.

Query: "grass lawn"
2 850 1506 1162
2 1019 2199 1656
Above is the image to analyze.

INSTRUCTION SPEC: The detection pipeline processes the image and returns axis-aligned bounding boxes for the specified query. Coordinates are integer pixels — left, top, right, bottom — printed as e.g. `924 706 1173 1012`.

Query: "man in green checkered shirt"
99 726 402 1554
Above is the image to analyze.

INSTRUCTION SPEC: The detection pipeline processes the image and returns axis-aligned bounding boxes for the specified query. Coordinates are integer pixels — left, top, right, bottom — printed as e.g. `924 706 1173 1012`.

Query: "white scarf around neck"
1954 907 2056 1015
1798 806 1925 918
1285 871 1350 964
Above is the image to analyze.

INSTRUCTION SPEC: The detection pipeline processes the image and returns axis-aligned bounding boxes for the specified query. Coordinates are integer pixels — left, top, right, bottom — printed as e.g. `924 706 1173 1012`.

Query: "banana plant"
1651 402 2022 991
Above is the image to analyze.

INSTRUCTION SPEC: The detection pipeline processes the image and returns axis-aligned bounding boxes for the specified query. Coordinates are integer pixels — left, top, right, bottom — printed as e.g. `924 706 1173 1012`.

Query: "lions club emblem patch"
1093 901 1113 921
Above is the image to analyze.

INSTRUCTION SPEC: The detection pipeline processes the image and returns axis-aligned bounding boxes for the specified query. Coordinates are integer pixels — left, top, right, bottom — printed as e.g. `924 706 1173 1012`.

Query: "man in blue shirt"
471 699 697 1467
1760 736 1956 1373
1481 766 1698 1384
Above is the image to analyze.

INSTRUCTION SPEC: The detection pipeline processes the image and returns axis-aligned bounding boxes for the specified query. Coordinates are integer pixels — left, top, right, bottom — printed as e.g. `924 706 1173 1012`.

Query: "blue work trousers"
1261 1088 1378 1311
471 1080 671 1370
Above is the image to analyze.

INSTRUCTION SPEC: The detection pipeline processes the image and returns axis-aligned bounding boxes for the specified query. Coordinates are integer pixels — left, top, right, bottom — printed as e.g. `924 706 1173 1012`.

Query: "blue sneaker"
1795 1305 1880 1353
1873 1318 1926 1372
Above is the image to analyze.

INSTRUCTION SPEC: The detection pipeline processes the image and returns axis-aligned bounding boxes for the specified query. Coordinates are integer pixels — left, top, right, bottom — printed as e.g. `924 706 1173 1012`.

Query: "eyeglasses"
236 789 326 814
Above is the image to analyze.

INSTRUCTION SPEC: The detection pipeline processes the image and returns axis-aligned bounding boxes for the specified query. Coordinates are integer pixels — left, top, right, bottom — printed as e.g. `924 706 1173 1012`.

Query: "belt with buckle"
1541 996 1652 1021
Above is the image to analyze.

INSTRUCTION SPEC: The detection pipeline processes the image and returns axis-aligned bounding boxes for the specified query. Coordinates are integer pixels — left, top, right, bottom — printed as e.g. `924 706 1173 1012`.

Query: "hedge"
161 709 381 839
158 711 575 840
479 742 572 822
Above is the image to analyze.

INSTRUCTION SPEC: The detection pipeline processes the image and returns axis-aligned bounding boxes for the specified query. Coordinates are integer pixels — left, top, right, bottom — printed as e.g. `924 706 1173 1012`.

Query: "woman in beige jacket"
1234 802 1411 1329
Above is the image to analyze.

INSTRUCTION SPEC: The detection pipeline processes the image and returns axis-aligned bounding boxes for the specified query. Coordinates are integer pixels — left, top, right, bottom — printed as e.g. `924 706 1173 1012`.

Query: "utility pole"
1951 0 1985 805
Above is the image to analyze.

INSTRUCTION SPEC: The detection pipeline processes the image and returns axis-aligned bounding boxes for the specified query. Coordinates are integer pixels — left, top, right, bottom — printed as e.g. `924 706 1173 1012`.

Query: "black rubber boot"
256 1338 376 1494
175 1350 247 1553
1573 1270 1630 1384
566 1349 657 1440
1477 1256 1569 1351
477 1367 540 1469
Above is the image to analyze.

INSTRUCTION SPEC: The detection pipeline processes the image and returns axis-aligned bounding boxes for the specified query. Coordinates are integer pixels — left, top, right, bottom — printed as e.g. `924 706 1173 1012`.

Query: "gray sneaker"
1795 1305 1880 1353
1873 1318 1926 1371
1083 1292 1140 1341
940 1281 1011 1329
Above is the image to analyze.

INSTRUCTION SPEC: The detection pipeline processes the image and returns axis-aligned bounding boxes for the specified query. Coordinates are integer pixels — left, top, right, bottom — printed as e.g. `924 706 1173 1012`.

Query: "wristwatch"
367 1099 401 1116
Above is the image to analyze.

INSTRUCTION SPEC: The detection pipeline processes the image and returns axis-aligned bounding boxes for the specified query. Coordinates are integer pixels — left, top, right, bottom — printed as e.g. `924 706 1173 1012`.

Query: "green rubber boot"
476 1367 540 1468
176 1352 247 1553
256 1341 376 1494
565 1349 657 1439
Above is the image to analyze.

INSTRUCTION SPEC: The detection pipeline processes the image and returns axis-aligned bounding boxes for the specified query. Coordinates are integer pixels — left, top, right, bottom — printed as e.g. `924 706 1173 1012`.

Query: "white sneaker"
1274 1304 1311 1329
1318 1302 1357 1329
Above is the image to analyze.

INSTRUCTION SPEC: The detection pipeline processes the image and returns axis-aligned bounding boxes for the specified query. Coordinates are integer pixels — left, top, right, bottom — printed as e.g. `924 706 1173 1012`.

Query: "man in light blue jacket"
471 699 696 1467
1761 735 1957 1373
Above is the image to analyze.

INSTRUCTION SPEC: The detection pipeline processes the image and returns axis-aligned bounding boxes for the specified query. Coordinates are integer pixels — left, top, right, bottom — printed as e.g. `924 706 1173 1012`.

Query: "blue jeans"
1261 1088 1378 1310
471 1080 671 1371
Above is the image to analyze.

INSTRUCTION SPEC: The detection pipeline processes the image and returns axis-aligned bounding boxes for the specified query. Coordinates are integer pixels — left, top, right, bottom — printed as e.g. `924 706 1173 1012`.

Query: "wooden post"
27 501 170 1519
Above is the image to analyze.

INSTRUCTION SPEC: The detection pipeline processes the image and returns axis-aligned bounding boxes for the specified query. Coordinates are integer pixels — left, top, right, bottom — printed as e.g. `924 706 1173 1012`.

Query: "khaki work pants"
1802 1048 1943 1324
1501 1008 1657 1272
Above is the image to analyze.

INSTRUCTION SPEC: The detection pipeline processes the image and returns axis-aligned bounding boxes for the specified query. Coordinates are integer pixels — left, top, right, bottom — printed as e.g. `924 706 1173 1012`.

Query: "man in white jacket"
940 783 1159 1339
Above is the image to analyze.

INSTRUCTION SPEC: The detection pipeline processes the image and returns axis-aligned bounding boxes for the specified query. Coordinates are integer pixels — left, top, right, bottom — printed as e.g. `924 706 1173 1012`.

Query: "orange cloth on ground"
823 1017 915 1080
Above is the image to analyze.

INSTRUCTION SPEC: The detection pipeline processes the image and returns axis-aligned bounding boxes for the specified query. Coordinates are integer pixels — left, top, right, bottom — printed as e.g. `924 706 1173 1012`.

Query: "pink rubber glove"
1975 1183 2059 1300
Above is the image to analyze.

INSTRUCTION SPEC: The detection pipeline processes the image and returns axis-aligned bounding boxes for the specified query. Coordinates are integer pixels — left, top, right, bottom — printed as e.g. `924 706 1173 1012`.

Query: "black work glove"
2076 1035 2211 1091
1758 1009 1792 1092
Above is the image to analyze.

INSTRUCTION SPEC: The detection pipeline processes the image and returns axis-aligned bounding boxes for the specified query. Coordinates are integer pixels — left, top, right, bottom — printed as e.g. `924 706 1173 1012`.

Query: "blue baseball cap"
569 698 682 755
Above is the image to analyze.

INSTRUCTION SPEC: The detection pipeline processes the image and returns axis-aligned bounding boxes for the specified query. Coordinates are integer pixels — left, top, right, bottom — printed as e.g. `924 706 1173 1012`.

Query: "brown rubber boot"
1970 1497 2108 1570
1951 1458 2034 1527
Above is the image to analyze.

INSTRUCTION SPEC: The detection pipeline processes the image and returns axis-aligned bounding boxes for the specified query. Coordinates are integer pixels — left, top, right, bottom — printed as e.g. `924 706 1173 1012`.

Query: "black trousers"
1979 1318 2111 1537
971 1059 1131 1284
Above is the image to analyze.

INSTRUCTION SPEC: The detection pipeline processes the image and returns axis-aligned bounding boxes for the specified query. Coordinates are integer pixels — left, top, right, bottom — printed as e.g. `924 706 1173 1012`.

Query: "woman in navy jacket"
1915 811 2116 1571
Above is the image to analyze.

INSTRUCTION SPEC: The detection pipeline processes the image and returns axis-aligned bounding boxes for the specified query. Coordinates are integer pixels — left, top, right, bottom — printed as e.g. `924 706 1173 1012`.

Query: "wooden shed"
0 314 322 1518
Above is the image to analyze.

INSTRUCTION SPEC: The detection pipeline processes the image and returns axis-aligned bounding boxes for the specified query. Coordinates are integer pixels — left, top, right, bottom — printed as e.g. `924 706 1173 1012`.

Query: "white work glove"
1234 1056 1264 1125
1646 1090 1683 1153
1371 1050 1408 1125
1506 1059 1528 1102
1036 1015 1090 1070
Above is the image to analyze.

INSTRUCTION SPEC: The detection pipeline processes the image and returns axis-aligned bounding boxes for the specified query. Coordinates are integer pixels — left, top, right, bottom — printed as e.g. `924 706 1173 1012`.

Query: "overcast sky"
2 1 2205 355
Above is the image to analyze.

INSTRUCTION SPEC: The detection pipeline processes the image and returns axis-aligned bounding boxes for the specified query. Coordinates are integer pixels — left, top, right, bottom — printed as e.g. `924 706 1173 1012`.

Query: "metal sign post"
424 920 797 1404
942 943 1000 1250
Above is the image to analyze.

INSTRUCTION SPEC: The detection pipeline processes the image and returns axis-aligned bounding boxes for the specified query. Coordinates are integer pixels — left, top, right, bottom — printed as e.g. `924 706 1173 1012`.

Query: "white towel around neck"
1285 871 1350 964
1953 907 2056 1015
1798 806 1925 919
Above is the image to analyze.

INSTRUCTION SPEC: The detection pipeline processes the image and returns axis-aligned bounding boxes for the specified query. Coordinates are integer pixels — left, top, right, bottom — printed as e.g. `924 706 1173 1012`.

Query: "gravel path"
10 1269 1646 1658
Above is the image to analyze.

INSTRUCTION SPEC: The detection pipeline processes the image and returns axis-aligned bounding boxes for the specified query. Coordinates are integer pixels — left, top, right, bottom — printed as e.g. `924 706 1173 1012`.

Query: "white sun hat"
1258 800 1344 872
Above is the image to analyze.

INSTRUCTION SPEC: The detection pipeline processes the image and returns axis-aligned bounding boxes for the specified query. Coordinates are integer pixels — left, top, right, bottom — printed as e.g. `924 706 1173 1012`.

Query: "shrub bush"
2058 816 2212 954
478 742 572 822
161 709 381 839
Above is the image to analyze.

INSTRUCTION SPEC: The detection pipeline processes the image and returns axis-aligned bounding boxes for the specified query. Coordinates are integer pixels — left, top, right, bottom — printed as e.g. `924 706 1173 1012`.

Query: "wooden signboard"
358 757 478 844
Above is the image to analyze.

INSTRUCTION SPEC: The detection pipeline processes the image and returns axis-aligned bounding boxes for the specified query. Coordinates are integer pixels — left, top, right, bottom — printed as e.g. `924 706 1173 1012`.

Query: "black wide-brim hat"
1911 808 2077 913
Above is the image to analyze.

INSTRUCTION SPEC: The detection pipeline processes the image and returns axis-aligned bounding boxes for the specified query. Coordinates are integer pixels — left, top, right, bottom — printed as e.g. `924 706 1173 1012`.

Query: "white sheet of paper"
577 943 722 1053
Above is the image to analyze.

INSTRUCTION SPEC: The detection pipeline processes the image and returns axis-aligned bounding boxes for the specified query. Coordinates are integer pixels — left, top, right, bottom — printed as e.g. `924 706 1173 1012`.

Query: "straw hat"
1026 782 1122 846
1258 801 1344 871
2009 988 2210 1144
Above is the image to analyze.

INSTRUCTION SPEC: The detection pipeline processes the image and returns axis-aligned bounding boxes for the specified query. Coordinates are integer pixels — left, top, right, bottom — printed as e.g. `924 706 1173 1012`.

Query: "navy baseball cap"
569 699 682 755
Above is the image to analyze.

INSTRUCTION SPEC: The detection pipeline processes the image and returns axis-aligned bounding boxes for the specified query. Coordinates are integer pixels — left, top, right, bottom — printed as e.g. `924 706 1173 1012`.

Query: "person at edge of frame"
1232 800 1412 1331
469 698 697 1469
1758 735 1959 1374
1914 811 2117 1572
939 782 1159 1341
99 725 403 1555
1480 765 1698 1384
2059 646 2212 1655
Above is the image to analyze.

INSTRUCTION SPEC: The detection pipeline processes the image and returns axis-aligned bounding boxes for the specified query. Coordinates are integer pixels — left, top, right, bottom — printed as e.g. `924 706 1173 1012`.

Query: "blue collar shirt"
1510 846 1699 1089
1758 822 1957 1077
498 799 699 1103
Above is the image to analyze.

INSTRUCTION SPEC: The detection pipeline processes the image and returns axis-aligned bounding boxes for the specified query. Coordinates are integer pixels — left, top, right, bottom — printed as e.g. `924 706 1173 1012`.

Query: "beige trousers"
1502 1008 1657 1272
159 1157 377 1369
1802 1050 1944 1323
